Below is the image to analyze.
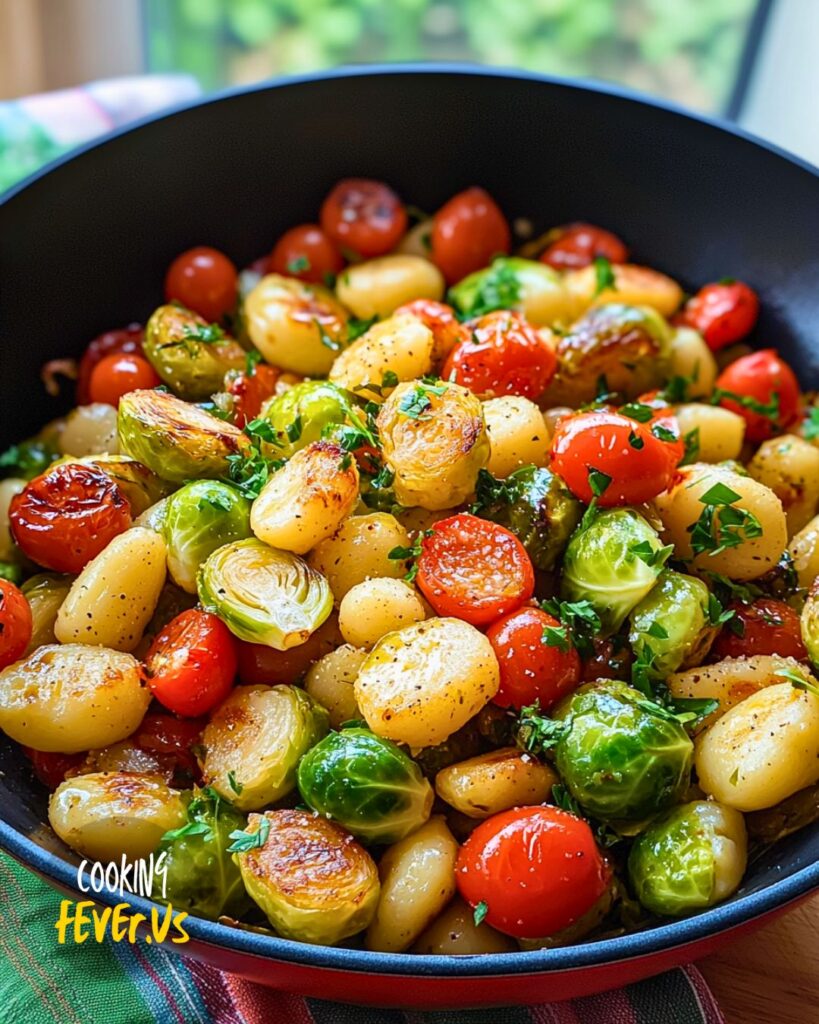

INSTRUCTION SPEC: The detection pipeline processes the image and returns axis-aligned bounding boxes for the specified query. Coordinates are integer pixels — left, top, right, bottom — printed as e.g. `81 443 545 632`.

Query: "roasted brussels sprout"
163 480 252 593
448 256 575 326
201 684 329 809
21 573 73 654
544 303 672 407
628 570 713 679
260 380 355 458
235 809 380 945
472 465 582 570
802 581 819 668
297 727 434 844
156 786 250 920
377 380 489 510
143 304 245 401
69 453 173 515
561 508 667 634
553 679 694 822
244 274 348 377
628 801 747 916
118 389 250 483
197 538 332 649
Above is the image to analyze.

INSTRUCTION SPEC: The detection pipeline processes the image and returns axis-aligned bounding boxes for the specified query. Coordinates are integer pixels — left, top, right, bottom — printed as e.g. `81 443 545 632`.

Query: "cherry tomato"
431 187 511 284
456 805 612 939
394 298 467 360
581 636 633 683
0 579 32 669
88 352 161 407
23 748 83 789
236 614 342 686
442 310 557 400
487 607 581 710
270 224 344 284
133 712 204 785
678 280 759 351
711 598 807 661
9 464 131 574
227 362 281 428
540 222 628 270
416 514 535 627
164 245 238 322
145 609 238 717
550 409 681 506
320 178 407 258
76 323 144 404
715 349 800 442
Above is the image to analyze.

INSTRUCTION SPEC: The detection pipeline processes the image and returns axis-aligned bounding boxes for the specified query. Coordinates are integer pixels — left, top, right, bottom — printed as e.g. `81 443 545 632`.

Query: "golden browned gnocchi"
338 577 426 649
329 314 435 402
747 434 819 537
482 395 550 477
303 643 366 728
673 404 745 463
307 512 411 602
336 255 444 319
435 747 557 818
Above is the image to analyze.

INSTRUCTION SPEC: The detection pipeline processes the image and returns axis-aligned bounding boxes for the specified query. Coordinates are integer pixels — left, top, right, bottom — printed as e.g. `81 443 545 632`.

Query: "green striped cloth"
0 853 722 1024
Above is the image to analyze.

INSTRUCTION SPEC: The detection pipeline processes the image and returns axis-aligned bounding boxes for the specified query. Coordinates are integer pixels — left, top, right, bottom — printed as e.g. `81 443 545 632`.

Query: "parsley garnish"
347 315 378 342
620 402 654 424
588 467 612 498
651 422 678 444
315 318 342 352
226 417 286 499
286 415 303 444
227 817 271 854
398 380 447 420
775 666 819 698
286 255 311 273
681 427 700 465
629 539 673 568
469 468 523 514
706 592 735 628
647 621 669 639
182 322 225 345
161 820 212 843
688 482 763 556
551 784 581 815
352 369 399 397
517 702 573 755
631 642 657 696
803 407 819 440
540 598 602 659
227 771 244 796
660 369 698 404
388 531 431 583
593 256 617 297
473 901 489 927
245 349 262 376
627 429 644 450
542 624 571 652
451 257 522 318
711 387 780 423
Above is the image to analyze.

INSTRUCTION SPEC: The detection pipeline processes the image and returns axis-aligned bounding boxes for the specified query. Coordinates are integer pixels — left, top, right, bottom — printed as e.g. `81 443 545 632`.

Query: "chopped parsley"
469 468 524 514
226 417 286 499
629 539 673 568
227 771 244 796
285 415 303 444
659 368 698 404
227 817 271 854
161 820 213 843
516 702 573 755
286 255 311 274
620 402 654 424
551 784 582 815
775 666 819 698
646 621 669 639
397 380 447 420
651 422 678 444
688 482 764 557
181 322 225 345
587 467 612 498
593 255 617 297
388 531 431 583
245 349 263 376
711 387 780 424
628 429 644 450
352 369 399 397
315 318 342 352
473 901 489 927
803 407 819 440
539 598 601 659
681 427 700 465
706 592 736 629
347 315 379 342
542 623 571 652
451 257 522 318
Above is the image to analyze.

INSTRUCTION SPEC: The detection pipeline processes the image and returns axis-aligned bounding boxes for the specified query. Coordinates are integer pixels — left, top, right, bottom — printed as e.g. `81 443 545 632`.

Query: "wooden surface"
699 893 819 1024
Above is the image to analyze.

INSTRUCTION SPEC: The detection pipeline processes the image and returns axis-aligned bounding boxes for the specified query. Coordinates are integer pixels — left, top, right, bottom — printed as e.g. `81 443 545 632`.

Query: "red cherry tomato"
270 224 344 284
23 748 83 789
442 310 557 400
678 280 759 351
132 713 205 785
236 615 342 686
394 299 467 360
164 245 238 323
715 349 800 442
145 610 238 718
431 187 511 284
88 352 161 407
0 580 32 669
550 409 681 506
416 514 535 627
227 363 281 428
320 178 407 258
456 805 612 939
540 222 628 270
487 607 581 710
9 464 131 574
711 598 807 661
76 323 144 404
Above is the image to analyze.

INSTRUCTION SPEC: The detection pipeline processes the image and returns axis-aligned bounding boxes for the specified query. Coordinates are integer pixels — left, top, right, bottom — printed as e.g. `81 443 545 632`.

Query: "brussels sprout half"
629 570 713 680
561 508 668 634
156 787 250 921
298 727 434 844
197 538 332 649
472 465 582 571
163 480 252 593
236 809 380 945
260 380 356 459
144 304 245 401
553 679 693 822
628 800 747 916
118 389 250 484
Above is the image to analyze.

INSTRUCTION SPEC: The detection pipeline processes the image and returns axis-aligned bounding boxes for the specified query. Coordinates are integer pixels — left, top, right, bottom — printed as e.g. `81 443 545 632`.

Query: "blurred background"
0 0 817 192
